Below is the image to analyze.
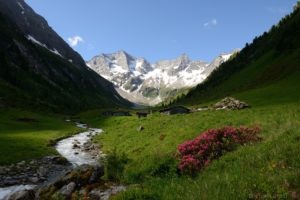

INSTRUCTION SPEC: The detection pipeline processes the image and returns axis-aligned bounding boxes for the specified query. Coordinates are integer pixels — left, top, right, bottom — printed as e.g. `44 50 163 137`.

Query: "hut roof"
159 106 190 113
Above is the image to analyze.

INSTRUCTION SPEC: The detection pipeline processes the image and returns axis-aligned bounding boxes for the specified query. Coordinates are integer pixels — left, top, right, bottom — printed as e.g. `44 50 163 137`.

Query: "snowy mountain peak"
155 54 190 70
87 50 237 105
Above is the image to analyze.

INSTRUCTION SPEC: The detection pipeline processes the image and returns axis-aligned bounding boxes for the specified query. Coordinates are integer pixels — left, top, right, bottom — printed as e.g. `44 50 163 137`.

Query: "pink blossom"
177 126 261 175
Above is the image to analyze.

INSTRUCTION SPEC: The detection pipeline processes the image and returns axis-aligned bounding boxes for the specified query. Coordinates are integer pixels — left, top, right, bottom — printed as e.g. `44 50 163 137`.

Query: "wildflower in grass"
177 126 261 175
179 154 201 174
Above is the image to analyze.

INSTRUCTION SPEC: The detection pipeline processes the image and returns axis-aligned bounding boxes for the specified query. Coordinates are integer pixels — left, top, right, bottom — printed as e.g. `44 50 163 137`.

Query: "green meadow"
0 109 81 165
79 79 300 199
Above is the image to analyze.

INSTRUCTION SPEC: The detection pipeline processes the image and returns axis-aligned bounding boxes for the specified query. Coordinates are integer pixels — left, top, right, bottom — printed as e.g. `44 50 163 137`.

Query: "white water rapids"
55 127 102 166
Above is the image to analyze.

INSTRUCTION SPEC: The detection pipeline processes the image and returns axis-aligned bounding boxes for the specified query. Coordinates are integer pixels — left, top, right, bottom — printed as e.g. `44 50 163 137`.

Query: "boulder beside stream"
38 165 104 199
0 156 70 188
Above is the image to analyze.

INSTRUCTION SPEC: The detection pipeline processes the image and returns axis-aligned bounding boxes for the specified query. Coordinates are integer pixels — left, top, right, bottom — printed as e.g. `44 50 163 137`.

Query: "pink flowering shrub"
177 126 261 175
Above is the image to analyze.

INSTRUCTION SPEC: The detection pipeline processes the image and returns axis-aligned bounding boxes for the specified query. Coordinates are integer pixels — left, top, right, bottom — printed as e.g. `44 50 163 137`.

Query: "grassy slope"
181 50 300 108
80 89 300 199
79 9 300 200
0 108 81 165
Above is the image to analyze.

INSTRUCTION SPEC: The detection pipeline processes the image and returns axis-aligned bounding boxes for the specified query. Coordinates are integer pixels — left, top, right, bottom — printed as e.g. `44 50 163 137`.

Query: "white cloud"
67 36 84 47
203 19 217 28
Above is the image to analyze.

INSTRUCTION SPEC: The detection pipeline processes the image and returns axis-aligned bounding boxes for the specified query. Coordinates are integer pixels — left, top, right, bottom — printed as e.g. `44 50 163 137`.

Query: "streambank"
0 122 125 200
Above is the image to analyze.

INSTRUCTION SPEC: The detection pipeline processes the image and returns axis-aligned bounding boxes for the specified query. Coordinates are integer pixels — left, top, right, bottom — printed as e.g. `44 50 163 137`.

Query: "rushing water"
55 127 102 166
0 122 102 200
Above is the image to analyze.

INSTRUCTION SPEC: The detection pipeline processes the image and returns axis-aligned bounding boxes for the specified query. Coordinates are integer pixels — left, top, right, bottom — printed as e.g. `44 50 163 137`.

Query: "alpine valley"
87 50 238 105
0 0 300 200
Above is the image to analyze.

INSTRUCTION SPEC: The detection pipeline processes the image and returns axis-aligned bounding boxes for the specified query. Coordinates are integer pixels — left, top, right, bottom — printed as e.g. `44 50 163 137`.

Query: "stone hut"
136 112 148 118
159 106 190 115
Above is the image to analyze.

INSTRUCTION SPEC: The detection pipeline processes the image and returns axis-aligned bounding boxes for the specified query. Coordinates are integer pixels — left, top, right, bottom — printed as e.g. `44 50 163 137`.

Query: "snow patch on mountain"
27 35 64 58
17 1 24 10
27 35 47 48
221 53 232 60
50 48 63 57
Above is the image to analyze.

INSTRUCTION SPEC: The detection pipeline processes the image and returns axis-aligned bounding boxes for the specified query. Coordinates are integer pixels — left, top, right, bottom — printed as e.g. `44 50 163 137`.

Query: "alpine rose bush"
177 126 261 175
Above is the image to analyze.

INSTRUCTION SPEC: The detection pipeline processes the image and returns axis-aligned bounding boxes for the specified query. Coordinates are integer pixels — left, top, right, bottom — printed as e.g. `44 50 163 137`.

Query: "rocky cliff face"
87 50 237 105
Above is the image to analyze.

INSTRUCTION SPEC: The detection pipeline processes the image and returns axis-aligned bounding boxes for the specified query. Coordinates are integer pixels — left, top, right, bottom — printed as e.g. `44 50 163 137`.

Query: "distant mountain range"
87 50 238 105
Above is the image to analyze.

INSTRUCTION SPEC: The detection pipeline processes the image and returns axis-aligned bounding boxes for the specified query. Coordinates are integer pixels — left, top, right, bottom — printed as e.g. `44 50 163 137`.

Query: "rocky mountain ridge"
87 50 237 105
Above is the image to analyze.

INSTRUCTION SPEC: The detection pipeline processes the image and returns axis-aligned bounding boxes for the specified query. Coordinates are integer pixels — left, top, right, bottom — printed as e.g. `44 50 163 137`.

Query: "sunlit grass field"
80 79 300 199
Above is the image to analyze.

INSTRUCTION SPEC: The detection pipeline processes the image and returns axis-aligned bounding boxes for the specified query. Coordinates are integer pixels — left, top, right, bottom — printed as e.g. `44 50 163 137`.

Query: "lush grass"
80 80 300 199
0 108 81 165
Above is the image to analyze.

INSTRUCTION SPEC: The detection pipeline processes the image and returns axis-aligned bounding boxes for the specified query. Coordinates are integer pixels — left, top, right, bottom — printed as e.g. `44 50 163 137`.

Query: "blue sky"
25 0 297 63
